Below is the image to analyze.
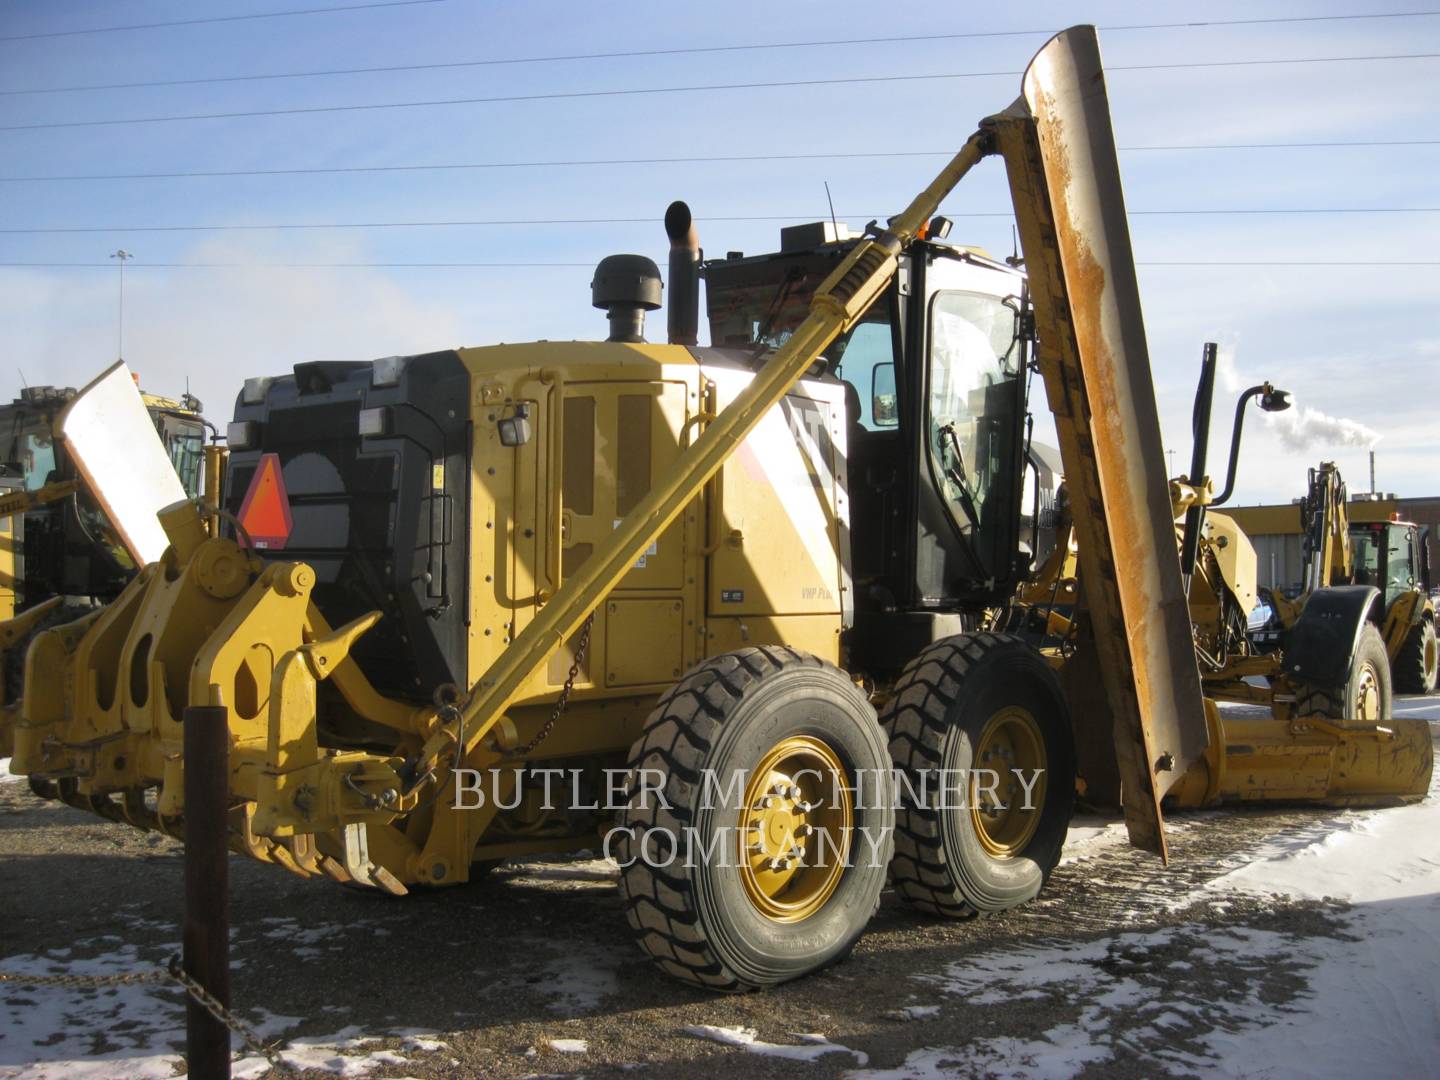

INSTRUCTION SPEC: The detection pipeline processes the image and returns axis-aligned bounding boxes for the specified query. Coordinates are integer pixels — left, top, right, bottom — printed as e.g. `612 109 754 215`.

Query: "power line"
4 208 1437 235
2 53 1436 133
0 261 592 268
3 10 1437 94
0 1 445 43
1 260 1436 270
3 141 1437 183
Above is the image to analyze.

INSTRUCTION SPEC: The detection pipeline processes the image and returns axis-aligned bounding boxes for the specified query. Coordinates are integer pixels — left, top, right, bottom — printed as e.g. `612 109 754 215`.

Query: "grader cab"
6 26 1430 992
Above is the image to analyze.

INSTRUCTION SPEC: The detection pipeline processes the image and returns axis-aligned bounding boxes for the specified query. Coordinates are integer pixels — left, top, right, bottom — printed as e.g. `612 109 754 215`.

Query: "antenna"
1005 224 1024 268
823 181 838 233
18 368 28 388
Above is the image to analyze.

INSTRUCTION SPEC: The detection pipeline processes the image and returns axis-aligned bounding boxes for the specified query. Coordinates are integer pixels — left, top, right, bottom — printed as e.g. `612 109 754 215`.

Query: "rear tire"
880 632 1075 918
1394 619 1438 695
1295 623 1392 720
614 646 893 991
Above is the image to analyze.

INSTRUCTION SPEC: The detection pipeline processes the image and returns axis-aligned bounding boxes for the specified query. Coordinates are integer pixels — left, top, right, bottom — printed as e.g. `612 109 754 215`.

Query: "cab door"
905 253 1028 606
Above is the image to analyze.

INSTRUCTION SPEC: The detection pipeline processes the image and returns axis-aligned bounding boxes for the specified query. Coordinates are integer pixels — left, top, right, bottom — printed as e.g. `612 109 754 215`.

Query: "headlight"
227 421 259 449
358 406 390 436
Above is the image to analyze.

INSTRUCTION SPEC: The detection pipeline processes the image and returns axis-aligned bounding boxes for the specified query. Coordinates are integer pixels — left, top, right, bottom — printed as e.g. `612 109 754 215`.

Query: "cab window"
926 291 1022 537
21 431 56 491
834 320 898 431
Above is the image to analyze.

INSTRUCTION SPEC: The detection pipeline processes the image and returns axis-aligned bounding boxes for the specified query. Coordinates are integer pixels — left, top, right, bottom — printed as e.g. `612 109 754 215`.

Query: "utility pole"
110 249 132 361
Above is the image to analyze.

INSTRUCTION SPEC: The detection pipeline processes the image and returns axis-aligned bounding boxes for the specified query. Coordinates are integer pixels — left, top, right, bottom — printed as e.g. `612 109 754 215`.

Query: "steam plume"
1267 406 1380 451
1213 345 1380 450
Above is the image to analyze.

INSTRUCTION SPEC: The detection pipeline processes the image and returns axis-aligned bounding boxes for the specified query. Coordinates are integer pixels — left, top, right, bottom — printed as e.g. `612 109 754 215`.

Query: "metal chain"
165 956 290 1070
507 613 594 758
0 955 290 1072
0 968 170 989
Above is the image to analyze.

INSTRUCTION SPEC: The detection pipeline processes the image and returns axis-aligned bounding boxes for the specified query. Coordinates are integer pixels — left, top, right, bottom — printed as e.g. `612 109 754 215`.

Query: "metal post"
110 249 131 362
183 704 231 1080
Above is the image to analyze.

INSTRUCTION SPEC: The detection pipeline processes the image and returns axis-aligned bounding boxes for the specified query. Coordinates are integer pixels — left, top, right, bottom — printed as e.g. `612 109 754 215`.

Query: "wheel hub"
970 706 1047 858
737 735 852 923
1355 662 1381 721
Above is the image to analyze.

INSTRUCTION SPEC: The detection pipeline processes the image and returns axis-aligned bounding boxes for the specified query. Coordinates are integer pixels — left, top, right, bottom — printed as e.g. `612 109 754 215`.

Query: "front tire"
881 632 1075 918
614 647 893 991
1295 622 1392 720
1394 618 1438 695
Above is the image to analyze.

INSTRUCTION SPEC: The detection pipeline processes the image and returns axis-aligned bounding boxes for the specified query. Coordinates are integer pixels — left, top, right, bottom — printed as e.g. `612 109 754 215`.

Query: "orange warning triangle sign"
236 452 293 550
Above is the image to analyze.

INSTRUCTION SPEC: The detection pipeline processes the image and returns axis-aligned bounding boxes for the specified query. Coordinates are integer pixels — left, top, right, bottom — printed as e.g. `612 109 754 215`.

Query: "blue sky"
1 0 1437 503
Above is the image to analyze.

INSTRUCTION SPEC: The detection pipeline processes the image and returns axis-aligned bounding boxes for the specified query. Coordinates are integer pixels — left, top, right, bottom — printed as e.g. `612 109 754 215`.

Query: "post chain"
0 953 290 1073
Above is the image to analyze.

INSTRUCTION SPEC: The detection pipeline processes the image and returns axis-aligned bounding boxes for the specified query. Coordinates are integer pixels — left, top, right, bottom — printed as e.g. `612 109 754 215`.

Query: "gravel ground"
3 695 1437 1078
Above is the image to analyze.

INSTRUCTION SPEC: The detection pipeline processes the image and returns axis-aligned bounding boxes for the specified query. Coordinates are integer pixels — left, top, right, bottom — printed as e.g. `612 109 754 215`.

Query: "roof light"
241 376 273 405
372 356 406 388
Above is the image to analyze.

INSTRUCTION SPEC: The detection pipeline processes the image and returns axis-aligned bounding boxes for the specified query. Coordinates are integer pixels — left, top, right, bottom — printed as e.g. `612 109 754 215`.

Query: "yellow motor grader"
5 27 1431 992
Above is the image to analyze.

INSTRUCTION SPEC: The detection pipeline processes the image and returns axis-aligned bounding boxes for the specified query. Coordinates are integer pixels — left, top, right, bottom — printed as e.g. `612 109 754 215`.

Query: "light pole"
110 249 132 361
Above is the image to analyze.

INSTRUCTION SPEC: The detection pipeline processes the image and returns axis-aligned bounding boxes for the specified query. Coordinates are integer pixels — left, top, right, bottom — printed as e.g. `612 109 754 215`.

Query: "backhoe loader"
997 344 1433 808
1257 462 1437 693
6 27 1431 992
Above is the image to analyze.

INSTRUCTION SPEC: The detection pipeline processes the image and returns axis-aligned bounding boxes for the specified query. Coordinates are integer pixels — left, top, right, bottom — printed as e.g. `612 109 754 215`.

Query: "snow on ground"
546 1037 588 1053
0 938 187 1080
1057 814 1130 865
850 708 1440 1080
0 928 453 1080
685 1025 869 1065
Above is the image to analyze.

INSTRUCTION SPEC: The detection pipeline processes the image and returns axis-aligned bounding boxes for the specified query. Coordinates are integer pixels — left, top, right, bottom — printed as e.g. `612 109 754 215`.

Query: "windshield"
1350 527 1382 587
927 291 1022 542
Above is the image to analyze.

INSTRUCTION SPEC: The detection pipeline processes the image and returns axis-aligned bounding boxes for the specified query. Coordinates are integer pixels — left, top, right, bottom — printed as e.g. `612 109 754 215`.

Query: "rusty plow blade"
992 26 1209 859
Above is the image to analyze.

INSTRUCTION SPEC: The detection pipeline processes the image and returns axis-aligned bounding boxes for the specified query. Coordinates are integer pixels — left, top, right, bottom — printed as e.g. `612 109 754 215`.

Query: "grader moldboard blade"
57 360 190 566
990 27 1209 860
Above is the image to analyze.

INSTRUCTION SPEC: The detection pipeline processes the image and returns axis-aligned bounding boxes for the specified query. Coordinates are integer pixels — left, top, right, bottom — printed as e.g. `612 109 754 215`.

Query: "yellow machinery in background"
1252 462 1437 694
997 343 1432 809
5 28 1431 992
0 373 214 754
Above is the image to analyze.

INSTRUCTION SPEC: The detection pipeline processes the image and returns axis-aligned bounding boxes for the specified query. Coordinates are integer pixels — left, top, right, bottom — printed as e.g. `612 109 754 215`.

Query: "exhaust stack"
664 201 700 347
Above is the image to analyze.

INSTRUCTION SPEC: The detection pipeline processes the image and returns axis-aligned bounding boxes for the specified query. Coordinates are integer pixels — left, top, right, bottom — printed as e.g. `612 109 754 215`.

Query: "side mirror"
871 363 898 427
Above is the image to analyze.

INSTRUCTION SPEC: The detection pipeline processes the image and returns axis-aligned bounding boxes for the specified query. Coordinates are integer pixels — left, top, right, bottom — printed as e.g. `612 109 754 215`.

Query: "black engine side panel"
225 352 470 701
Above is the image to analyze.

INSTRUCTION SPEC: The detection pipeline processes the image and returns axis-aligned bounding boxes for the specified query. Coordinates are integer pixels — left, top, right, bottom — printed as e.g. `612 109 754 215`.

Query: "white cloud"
0 237 471 422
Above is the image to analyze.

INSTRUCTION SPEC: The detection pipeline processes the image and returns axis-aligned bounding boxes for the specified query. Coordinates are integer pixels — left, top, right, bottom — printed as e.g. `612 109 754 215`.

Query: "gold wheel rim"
970 707 1047 858
737 735 853 923
1425 635 1438 680
1355 662 1381 721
